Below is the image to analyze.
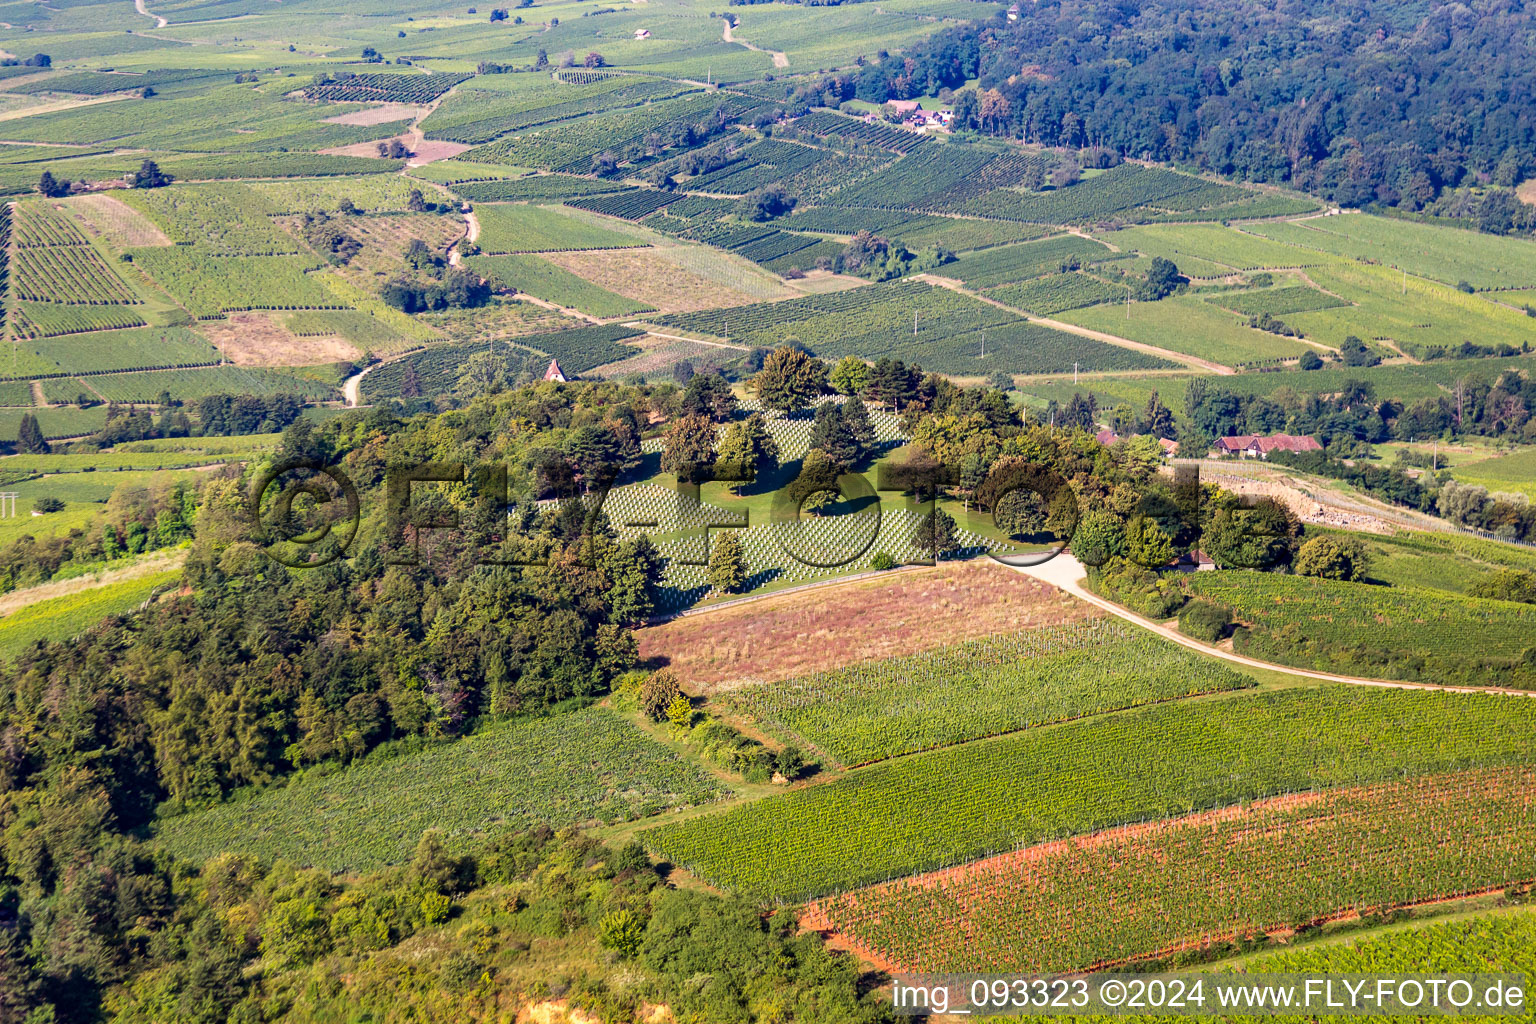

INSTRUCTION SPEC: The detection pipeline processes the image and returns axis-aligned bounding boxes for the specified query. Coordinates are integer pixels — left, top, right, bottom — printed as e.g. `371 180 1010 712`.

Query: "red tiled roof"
1217 433 1320 453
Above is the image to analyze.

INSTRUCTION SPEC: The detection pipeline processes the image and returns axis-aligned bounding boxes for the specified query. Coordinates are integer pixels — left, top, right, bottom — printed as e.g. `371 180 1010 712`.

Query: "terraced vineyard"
452 175 627 203
119 183 300 255
945 234 1115 289
644 687 1536 899
18 325 221 376
986 272 1124 315
467 93 770 174
727 620 1254 766
14 202 92 248
566 189 681 221
424 76 693 145
82 365 337 403
362 324 645 400
810 766 1536 972
685 139 838 195
472 202 645 254
962 164 1317 224
791 110 928 152
1209 285 1352 316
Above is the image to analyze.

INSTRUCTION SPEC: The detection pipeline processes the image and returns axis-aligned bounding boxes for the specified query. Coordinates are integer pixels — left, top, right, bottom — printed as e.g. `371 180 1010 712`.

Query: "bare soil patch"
407 139 471 166
1519 179 1536 206
542 247 761 313
637 560 1098 693
60 193 172 247
322 103 428 126
199 313 360 366
319 135 413 158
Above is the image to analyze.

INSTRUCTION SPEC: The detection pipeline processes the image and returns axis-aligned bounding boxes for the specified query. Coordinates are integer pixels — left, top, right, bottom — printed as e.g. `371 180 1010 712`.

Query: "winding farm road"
722 18 788 68
135 0 168 28
1004 553 1536 698
914 273 1236 375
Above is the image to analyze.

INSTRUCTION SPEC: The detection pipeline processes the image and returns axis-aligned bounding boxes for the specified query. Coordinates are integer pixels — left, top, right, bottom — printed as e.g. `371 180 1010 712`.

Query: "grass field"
1449 447 1536 499
644 686 1536 899
152 704 732 872
1058 295 1316 364
1247 214 1536 291
467 254 655 318
471 202 648 254
0 568 179 662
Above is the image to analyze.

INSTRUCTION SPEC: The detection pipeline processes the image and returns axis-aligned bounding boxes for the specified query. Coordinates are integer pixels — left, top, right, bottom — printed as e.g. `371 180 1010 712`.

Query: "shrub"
418 892 452 925
870 551 896 571
774 746 805 781
639 669 681 722
1178 598 1233 643
665 693 694 730
597 909 647 958
32 496 64 513
1294 535 1371 582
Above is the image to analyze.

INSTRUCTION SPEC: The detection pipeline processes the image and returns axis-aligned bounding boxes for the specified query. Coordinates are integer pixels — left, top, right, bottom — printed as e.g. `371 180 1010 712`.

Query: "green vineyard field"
812 766 1536 973
472 202 646 254
727 621 1254 766
644 687 1536 900
152 704 732 872
15 246 140 305
0 568 180 663
467 255 655 318
128 251 338 317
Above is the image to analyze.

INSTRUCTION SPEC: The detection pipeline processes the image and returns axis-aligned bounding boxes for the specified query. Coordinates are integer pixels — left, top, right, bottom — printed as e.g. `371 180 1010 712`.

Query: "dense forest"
860 0 1536 225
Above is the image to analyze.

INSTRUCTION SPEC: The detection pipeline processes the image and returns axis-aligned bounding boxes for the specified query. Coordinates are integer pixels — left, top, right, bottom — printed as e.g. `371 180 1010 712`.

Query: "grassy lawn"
1451 446 1536 499
0 567 179 662
1057 294 1316 364
1247 213 1536 291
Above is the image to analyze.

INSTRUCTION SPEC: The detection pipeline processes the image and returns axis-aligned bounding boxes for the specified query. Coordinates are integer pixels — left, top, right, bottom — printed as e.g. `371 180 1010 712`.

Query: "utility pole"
1073 361 1079 384
1402 268 1407 295
1126 285 1131 319
913 311 918 336
980 329 985 359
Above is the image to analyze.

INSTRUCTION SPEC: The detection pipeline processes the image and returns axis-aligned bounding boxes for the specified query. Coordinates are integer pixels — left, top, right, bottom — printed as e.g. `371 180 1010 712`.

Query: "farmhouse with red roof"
1213 433 1322 459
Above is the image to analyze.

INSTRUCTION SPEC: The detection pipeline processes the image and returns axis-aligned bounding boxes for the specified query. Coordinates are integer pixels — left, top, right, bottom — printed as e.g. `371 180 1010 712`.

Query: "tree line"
853 0 1536 230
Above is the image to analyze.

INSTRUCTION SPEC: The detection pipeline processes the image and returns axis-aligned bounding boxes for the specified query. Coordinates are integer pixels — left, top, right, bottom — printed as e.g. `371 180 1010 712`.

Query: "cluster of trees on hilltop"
855 0 1536 227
